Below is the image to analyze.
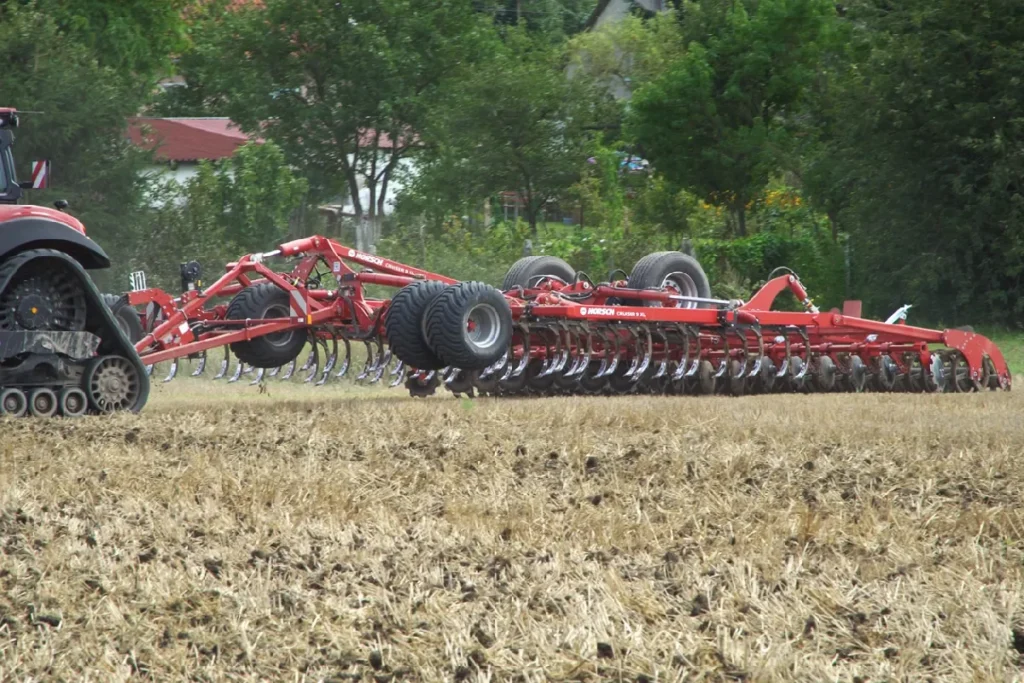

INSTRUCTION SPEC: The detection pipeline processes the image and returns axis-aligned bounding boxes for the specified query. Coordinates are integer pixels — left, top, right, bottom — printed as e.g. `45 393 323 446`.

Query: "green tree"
626 0 837 237
0 2 152 287
182 0 492 252
127 141 309 290
409 28 608 238
807 0 1024 324
43 0 189 86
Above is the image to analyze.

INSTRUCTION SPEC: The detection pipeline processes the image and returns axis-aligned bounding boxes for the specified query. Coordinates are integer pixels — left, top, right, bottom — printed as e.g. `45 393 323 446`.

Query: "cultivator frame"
128 235 1011 398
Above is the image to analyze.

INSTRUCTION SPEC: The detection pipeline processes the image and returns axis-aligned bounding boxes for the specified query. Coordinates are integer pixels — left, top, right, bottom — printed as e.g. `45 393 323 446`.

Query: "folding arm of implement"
127 236 1011 397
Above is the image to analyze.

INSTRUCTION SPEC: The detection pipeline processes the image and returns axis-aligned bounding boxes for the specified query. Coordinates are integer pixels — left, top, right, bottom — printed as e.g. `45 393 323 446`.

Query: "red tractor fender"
0 205 109 270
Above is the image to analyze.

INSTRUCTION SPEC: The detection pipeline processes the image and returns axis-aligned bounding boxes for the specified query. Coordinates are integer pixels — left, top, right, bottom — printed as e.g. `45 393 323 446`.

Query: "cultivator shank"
128 236 1011 399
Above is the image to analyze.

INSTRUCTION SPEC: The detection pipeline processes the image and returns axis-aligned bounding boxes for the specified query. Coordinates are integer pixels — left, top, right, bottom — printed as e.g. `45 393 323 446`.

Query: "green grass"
977 328 1024 376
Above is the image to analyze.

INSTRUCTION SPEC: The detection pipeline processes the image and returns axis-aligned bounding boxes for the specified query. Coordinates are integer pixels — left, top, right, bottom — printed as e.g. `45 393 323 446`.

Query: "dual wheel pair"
385 281 513 373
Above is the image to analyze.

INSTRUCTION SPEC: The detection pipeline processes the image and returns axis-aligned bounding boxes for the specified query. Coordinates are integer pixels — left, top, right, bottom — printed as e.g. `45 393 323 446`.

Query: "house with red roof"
126 116 413 214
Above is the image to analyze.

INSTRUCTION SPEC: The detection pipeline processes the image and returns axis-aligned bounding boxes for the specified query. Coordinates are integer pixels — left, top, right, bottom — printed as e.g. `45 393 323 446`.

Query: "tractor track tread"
225 283 308 368
424 281 512 370
624 251 712 307
501 256 575 291
384 280 450 371
102 293 144 344
0 248 149 414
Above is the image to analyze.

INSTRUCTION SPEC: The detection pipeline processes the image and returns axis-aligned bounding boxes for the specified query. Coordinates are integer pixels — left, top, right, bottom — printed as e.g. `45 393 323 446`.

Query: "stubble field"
2 380 1023 681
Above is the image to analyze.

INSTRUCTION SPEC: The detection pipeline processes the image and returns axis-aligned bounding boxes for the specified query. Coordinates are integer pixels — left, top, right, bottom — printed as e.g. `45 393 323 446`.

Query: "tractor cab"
0 108 24 204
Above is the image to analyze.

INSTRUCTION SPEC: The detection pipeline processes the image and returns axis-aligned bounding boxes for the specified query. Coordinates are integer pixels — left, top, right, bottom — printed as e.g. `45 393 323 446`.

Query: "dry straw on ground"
1 383 1023 681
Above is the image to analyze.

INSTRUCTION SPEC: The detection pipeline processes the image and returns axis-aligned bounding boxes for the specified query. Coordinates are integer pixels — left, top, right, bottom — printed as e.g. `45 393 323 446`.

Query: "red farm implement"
121 235 1011 398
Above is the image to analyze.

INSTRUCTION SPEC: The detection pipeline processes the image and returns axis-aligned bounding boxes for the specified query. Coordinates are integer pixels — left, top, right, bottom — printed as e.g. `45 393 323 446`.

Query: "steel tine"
535 327 557 378
145 364 154 377
594 326 617 378
249 367 265 386
480 350 507 379
162 359 178 383
509 323 531 379
369 350 392 384
268 365 281 377
191 352 207 377
576 326 594 377
552 323 573 374
318 332 339 381
389 352 406 376
213 347 230 379
444 366 462 386
389 361 408 388
597 327 622 378
651 328 669 379
299 348 316 372
280 358 297 380
227 360 245 383
631 326 654 382
316 348 337 386
356 340 375 380
670 325 689 381
422 370 437 383
303 342 322 383
335 337 352 377
623 327 642 379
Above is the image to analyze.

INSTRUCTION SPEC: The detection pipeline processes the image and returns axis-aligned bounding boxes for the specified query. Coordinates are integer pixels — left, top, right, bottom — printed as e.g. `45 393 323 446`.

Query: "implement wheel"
501 256 575 291
424 282 512 371
624 251 712 308
225 283 307 368
384 280 449 371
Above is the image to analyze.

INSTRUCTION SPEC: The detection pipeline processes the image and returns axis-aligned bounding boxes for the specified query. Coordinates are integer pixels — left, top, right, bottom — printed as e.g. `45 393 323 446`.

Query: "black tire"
384 280 449 371
424 282 512 370
624 251 711 308
500 256 575 291
225 283 307 368
102 293 144 343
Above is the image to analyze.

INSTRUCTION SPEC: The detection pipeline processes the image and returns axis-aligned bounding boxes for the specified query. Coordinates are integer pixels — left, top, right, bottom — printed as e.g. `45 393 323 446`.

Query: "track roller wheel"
0 388 27 417
28 388 58 417
59 388 88 417
424 282 512 371
225 283 307 368
385 280 449 371
577 360 608 395
501 256 575 290
525 358 556 395
624 251 712 308
86 355 143 414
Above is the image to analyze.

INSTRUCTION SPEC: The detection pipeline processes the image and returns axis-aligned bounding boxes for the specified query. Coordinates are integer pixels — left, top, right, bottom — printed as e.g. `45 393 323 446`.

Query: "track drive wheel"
385 280 449 371
624 251 712 308
226 283 307 368
86 355 143 414
424 282 512 371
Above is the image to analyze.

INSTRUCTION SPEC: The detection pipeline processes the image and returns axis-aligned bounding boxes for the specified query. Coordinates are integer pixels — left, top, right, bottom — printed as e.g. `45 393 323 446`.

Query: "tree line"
1 0 1021 326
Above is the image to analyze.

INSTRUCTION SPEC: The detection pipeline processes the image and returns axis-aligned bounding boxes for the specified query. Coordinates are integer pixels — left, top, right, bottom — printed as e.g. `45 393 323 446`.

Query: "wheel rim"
262 303 295 348
2 389 26 415
88 357 141 413
465 303 502 351
660 272 699 309
30 389 56 416
61 388 87 416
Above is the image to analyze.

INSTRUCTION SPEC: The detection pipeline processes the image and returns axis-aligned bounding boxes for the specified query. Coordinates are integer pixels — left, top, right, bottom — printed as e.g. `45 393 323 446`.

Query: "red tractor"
0 108 149 416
